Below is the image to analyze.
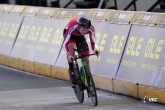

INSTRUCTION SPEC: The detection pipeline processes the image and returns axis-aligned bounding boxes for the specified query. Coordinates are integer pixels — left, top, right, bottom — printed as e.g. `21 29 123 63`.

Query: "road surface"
0 65 164 110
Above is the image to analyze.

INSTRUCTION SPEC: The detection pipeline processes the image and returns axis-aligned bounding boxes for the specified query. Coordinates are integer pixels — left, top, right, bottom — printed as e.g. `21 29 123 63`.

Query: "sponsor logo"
141 95 158 103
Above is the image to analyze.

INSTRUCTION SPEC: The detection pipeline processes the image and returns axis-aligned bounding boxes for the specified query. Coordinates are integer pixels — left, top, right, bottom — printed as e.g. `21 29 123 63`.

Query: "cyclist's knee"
67 43 76 55
85 57 89 64
68 43 75 48
85 57 90 69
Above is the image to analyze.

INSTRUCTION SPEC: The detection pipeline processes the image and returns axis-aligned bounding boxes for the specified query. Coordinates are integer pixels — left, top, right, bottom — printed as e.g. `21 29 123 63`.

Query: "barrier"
11 16 67 64
9 16 46 69
35 7 58 18
10 16 39 61
154 56 165 89
157 14 165 27
52 8 74 19
5 56 19 69
93 75 114 92
32 18 68 65
11 16 68 76
69 9 92 18
107 10 136 23
9 5 26 15
88 9 113 21
117 25 165 86
34 62 52 76
138 85 165 104
21 6 41 16
0 54 6 65
86 21 131 91
153 14 165 89
113 79 138 98
131 12 162 25
0 4 13 13
0 13 24 68
52 65 70 81
19 59 34 73
53 48 70 80
89 21 131 78
0 14 23 55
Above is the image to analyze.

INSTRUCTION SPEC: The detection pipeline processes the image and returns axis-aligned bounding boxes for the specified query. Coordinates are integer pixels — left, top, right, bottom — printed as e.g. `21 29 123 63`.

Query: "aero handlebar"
73 48 97 60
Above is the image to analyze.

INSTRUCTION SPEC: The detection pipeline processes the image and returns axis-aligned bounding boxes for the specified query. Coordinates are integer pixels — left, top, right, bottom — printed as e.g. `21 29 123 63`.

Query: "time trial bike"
71 48 98 106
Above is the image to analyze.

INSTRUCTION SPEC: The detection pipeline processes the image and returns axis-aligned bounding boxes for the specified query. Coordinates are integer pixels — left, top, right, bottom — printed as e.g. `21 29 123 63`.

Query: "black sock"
68 62 76 83
68 62 74 72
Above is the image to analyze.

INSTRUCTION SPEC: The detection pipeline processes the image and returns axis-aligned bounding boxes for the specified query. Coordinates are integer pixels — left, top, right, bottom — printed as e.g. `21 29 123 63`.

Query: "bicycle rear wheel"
73 63 84 103
85 66 98 106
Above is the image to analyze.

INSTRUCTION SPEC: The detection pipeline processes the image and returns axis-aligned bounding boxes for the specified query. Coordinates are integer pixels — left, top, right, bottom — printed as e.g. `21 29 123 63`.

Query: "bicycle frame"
80 57 88 87
73 49 98 106
74 52 95 87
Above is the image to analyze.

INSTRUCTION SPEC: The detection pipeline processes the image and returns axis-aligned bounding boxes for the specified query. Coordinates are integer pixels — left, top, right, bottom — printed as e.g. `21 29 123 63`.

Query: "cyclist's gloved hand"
67 53 74 63
94 49 100 57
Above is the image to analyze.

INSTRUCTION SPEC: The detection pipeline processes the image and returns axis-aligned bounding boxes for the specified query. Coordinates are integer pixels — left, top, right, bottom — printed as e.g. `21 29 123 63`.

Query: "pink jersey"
63 18 96 54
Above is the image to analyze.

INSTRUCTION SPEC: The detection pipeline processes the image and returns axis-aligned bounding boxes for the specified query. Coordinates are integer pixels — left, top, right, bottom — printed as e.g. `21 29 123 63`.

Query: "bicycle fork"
81 68 91 97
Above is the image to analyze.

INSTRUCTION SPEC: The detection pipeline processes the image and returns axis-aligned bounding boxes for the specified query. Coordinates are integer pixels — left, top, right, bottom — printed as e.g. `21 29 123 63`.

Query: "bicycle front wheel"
73 63 84 103
85 66 98 106
73 80 84 103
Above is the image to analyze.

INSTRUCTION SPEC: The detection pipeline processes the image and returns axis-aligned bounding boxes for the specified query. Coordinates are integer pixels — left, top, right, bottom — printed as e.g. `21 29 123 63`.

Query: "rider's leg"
70 35 91 82
63 29 77 84
84 56 90 73
76 36 90 73
67 43 77 84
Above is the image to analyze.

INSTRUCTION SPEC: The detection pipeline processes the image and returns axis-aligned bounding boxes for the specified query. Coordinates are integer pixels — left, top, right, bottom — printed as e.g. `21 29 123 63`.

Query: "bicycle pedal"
72 84 75 89
88 93 93 98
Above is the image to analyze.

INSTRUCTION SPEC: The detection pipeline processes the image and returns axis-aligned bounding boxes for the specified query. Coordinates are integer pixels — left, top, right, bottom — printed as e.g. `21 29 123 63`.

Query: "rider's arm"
63 24 77 55
89 26 97 51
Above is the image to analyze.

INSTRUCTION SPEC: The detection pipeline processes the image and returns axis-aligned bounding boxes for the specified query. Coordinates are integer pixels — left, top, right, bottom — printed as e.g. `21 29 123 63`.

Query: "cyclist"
63 16 99 84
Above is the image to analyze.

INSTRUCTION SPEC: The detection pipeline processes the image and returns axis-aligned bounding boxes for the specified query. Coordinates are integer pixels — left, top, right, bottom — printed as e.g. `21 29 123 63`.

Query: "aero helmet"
77 16 91 28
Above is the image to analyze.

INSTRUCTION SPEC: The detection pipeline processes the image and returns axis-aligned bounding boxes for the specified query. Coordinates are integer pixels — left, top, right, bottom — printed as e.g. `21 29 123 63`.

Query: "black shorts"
63 29 89 55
